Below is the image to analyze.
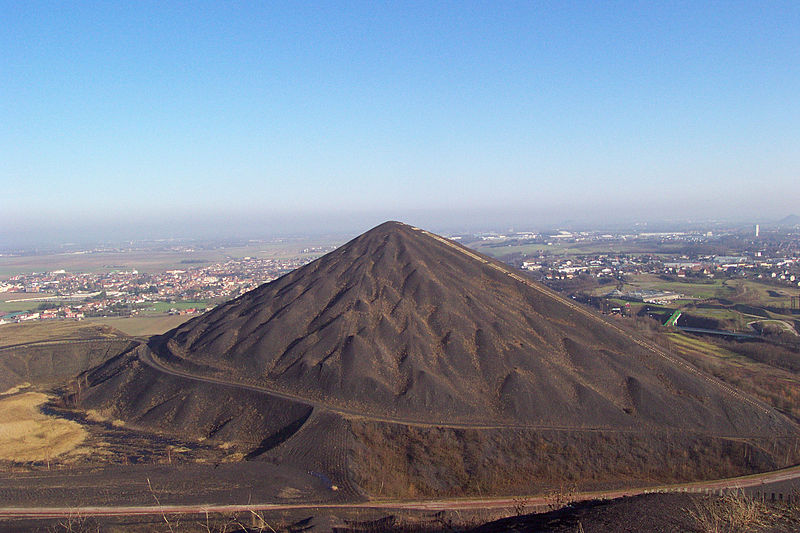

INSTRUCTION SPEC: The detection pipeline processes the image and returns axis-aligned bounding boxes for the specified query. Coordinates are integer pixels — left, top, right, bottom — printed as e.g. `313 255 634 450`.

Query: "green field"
0 295 210 315
629 275 729 299
471 239 695 259
0 313 196 342
724 279 795 308
0 301 40 313
664 332 739 360
0 293 69 313
687 308 742 321
594 274 799 307
590 272 799 333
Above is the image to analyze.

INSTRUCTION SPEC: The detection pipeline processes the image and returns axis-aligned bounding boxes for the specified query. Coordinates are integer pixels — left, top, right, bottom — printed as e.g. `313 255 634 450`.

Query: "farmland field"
591 274 730 300
141 301 208 313
85 314 194 336
664 330 800 421
471 239 701 259
0 238 342 278
0 292 63 313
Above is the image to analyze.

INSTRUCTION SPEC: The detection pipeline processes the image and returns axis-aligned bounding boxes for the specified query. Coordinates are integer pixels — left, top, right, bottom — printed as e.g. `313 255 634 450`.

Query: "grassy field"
600 275 800 333
588 279 722 300
0 391 88 462
664 332 741 361
629 274 730 299
0 292 63 314
663 330 800 420
0 299 207 337
595 275 797 311
689 308 741 320
724 279 796 308
0 301 38 313
683 307 750 329
85 314 195 336
0 300 80 314
471 239 694 259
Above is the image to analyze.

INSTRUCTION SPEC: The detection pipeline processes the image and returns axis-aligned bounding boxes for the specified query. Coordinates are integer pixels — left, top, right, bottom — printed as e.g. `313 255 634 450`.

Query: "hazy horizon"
2 206 795 249
3 2 799 246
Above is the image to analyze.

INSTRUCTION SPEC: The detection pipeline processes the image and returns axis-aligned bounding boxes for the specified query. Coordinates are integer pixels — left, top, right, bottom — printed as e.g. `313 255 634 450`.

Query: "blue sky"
2 1 799 241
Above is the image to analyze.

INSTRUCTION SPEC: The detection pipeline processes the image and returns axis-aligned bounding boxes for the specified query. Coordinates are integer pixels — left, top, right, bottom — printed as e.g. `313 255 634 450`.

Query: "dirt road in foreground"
1 463 798 519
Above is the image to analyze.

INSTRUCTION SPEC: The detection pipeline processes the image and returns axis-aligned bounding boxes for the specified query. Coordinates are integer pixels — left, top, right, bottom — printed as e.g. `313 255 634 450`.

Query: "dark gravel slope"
149 222 795 436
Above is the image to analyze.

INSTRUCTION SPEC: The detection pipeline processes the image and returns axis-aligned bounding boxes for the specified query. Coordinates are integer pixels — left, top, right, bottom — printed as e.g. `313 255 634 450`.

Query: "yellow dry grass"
1 382 31 396
85 408 126 427
0 391 87 462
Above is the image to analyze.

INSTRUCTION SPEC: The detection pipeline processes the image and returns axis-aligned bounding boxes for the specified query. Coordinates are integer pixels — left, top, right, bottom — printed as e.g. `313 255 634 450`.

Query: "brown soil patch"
86 314 194 336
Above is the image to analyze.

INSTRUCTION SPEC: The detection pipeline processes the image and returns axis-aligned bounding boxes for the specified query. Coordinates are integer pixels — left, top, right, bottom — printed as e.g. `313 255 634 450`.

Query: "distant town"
2 220 799 325
503 226 800 287
0 252 333 324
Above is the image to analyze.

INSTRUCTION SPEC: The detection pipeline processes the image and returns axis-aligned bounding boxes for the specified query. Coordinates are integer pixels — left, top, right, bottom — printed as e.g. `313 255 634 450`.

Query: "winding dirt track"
140 345 798 440
5 335 782 439
2 464 800 519
0 337 128 353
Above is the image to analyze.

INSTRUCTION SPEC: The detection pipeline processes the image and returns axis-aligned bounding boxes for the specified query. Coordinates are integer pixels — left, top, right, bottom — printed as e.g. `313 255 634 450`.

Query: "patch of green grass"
683 308 742 326
725 279 796 308
604 298 634 307
634 280 725 300
470 238 706 258
0 301 34 313
665 332 739 360
0 299 75 313
594 275 729 301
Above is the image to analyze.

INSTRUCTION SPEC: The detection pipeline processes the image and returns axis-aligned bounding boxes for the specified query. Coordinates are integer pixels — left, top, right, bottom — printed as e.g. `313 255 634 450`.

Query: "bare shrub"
511 496 529 516
686 490 771 533
47 509 100 533
783 488 800 524
545 483 578 511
